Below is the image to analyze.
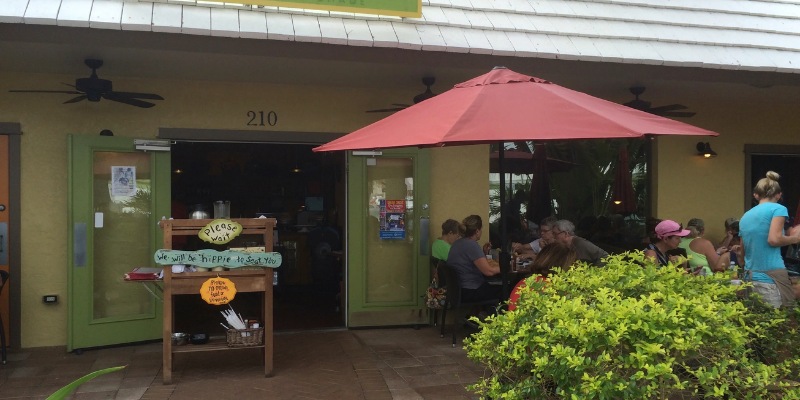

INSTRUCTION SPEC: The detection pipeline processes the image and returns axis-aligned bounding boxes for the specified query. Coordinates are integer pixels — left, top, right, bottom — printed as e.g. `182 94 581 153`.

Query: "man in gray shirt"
551 219 609 267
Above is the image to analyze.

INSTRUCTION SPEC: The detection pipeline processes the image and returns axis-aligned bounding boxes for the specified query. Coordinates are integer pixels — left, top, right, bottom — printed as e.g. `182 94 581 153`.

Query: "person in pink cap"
644 220 691 267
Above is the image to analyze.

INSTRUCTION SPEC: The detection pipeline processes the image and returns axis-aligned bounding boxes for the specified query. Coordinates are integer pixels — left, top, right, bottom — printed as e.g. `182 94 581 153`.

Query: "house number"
247 111 278 127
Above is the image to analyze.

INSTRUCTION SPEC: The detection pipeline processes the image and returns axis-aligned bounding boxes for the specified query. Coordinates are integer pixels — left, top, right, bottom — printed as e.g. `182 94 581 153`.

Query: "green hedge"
465 251 800 399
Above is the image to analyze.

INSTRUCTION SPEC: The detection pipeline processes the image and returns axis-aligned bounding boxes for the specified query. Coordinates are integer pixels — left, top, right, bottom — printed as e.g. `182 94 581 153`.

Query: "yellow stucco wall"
429 145 491 244
2 71 485 347
653 89 800 244
2 69 799 348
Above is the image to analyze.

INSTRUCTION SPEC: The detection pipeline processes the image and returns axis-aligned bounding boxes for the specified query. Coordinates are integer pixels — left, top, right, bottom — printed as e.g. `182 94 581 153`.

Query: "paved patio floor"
0 327 485 399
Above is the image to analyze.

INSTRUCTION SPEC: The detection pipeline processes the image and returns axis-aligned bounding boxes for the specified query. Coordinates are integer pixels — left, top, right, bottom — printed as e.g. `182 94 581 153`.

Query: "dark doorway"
171 142 346 331
748 150 800 221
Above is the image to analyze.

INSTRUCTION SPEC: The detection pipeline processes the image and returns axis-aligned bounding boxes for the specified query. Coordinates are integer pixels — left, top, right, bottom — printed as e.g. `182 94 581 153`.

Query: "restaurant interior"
170 141 346 331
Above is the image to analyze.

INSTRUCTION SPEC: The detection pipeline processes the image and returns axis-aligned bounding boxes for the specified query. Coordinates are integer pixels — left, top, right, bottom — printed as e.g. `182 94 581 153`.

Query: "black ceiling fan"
366 76 437 113
9 59 164 108
623 86 695 118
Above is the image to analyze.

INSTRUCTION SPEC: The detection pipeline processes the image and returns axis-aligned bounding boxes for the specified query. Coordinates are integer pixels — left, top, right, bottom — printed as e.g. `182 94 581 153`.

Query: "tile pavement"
0 327 486 399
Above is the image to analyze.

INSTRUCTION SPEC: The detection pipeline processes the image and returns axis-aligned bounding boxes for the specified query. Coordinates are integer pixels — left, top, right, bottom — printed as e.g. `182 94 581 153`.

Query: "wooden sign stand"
159 218 277 384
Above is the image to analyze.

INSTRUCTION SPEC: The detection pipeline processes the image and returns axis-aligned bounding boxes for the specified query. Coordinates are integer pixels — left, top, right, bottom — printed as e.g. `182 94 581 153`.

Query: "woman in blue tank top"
739 171 800 308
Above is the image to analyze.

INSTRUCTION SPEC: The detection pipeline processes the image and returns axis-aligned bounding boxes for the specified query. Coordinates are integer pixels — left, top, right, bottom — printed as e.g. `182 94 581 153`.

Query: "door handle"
419 217 429 256
74 223 87 267
0 223 7 265
0 204 5 211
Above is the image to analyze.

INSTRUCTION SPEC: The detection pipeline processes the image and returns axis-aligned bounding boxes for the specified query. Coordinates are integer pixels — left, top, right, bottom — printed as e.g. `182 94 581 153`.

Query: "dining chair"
0 270 8 365
438 263 499 347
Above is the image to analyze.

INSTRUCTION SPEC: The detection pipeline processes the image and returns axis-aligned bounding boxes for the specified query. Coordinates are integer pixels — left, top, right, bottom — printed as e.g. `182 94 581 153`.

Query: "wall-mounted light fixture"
696 142 717 158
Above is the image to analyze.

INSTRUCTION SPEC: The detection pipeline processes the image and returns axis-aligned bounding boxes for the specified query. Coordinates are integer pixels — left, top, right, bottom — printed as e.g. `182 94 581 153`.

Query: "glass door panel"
365 158 414 303
93 153 154 319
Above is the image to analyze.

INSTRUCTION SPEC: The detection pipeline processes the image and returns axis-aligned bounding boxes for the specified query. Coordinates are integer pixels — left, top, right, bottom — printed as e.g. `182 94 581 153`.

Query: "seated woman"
446 215 502 303
678 218 733 276
507 243 577 311
644 220 690 267
431 219 460 262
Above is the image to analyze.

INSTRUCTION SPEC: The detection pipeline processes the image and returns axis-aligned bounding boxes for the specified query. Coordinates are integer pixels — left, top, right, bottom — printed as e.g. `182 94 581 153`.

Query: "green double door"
68 135 171 351
346 148 431 327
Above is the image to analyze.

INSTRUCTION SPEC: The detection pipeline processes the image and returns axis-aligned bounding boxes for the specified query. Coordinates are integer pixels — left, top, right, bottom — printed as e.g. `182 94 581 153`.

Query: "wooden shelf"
171 339 264 353
160 218 277 384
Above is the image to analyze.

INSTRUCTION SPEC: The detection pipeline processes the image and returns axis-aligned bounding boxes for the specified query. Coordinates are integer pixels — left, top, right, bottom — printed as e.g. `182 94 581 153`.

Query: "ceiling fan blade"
63 95 88 104
623 99 651 111
103 92 156 108
9 89 82 94
109 91 164 100
649 104 688 113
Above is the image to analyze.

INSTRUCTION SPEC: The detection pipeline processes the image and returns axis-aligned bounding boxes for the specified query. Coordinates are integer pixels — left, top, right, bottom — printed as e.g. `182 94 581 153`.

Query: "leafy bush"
465 251 800 399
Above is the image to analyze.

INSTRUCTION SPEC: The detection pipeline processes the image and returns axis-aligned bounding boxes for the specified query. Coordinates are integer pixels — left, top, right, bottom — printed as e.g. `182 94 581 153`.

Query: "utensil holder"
226 327 264 347
213 200 231 219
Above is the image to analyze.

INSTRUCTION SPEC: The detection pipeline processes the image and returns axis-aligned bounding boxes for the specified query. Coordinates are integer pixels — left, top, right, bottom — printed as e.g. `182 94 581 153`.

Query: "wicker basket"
226 327 264 347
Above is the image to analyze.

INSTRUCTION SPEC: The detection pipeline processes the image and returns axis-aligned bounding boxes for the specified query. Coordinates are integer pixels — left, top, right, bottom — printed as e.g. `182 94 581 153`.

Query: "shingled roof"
1 0 798 74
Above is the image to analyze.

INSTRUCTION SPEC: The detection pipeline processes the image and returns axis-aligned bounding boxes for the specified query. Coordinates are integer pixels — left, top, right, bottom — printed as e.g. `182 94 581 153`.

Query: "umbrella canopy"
610 147 637 215
527 144 554 224
314 66 718 297
314 67 717 152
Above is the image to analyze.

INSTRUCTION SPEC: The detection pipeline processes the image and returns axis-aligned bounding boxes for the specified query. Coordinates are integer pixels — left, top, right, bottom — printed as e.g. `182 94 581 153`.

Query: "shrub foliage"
465 251 800 399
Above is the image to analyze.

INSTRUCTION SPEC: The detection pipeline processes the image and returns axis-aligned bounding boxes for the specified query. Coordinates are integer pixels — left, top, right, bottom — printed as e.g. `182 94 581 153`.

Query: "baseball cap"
655 220 691 239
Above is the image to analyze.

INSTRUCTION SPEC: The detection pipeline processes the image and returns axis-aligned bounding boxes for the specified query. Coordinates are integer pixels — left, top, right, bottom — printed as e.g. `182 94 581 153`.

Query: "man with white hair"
552 219 609 267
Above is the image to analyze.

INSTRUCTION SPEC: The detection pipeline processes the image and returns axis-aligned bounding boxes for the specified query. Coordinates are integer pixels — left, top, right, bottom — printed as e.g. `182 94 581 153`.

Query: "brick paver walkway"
0 327 485 399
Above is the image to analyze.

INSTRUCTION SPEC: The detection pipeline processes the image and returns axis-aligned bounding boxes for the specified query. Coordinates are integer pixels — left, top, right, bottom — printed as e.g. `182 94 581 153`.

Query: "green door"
68 135 171 351
347 148 430 326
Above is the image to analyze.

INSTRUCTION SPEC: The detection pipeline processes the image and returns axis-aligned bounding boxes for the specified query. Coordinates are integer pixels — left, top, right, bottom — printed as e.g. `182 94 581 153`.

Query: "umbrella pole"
498 144 510 300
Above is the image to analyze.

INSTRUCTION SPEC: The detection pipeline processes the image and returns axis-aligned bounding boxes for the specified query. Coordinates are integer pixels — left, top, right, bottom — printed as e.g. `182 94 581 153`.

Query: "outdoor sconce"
696 142 717 158
613 200 622 205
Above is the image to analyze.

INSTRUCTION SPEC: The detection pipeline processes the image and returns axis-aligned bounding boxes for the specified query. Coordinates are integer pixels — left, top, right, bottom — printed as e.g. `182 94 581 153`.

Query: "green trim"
346 149 430 321
214 0 421 17
68 135 170 351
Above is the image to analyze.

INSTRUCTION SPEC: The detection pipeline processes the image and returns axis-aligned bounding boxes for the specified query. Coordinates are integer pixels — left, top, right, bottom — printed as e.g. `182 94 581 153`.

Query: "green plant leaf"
46 365 126 400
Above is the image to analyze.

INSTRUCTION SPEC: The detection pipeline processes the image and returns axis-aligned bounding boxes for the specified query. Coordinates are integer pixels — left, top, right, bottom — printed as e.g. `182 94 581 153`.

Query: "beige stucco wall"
429 144 491 244
3 69 799 348
653 87 800 244
2 71 488 347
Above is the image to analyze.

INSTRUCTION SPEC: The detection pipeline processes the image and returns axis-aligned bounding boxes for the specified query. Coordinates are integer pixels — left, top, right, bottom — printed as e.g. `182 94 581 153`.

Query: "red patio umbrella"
610 146 637 215
314 66 718 295
315 67 717 152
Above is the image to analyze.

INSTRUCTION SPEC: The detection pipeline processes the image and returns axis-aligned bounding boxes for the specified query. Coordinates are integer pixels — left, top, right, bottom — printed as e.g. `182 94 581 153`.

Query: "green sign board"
154 249 282 269
211 0 421 18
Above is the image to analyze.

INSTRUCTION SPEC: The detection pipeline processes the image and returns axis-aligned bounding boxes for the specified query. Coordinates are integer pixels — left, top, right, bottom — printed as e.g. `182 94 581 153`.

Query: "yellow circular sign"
200 277 237 305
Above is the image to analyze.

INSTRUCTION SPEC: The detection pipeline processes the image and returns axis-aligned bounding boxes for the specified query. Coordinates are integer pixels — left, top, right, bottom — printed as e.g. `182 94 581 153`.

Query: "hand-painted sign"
196 0 421 17
199 219 242 245
154 249 282 268
200 277 237 305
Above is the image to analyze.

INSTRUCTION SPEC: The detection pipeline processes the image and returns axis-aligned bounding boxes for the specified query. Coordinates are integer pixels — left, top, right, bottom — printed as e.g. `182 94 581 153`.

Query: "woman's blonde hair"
531 243 577 276
459 215 482 238
753 171 782 200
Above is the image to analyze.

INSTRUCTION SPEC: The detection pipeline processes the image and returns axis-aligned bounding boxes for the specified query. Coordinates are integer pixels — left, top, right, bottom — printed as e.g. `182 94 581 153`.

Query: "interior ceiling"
2 24 799 102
